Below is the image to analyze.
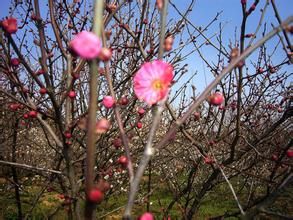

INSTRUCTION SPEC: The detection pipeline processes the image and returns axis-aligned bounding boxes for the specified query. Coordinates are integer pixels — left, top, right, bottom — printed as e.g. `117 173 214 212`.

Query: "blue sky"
1 0 292 98
167 0 292 96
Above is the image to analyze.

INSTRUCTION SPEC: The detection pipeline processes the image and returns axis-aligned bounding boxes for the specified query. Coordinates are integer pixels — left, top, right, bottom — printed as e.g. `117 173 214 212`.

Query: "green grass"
1 176 292 219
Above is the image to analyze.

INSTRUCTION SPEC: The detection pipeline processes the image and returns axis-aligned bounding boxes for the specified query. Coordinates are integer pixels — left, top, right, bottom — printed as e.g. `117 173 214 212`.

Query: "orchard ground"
1 173 292 219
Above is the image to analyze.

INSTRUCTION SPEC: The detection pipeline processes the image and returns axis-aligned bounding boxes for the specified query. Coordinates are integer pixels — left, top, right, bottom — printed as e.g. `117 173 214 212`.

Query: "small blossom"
95 118 110 134
102 96 115 108
286 150 293 158
117 155 128 167
137 107 145 116
204 156 214 164
64 132 72 139
69 31 102 60
1 17 18 34
112 138 122 148
29 110 38 118
9 103 20 111
119 96 129 105
88 189 104 203
140 212 154 220
156 0 164 10
164 35 174 51
244 33 255 38
36 69 46 75
137 121 143 129
208 92 224 106
39 88 47 95
10 58 20 67
68 90 77 99
98 47 112 61
194 112 200 120
133 60 174 105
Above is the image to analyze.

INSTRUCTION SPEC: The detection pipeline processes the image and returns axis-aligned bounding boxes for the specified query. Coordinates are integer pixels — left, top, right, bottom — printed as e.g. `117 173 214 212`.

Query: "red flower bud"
208 92 224 106
137 107 145 116
119 96 129 106
68 90 76 99
113 138 122 148
286 150 293 158
29 110 38 118
95 118 110 134
137 121 143 129
88 189 104 203
102 96 115 108
1 17 18 34
98 48 112 61
39 88 47 95
156 0 164 10
117 155 128 167
11 58 20 67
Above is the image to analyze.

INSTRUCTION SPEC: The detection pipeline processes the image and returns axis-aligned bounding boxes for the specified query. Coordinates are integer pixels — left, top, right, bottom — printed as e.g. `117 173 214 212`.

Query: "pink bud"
113 138 122 148
286 150 293 158
140 212 154 220
137 107 145 115
119 96 129 106
68 90 76 99
88 189 104 203
11 58 20 67
39 88 47 95
1 17 18 34
69 31 102 60
204 156 214 164
208 92 224 106
36 69 46 75
98 47 112 61
9 103 20 111
117 155 128 167
102 96 115 108
29 110 38 118
95 118 110 134
164 35 174 51
271 154 278 161
64 132 72 139
98 67 105 75
156 0 164 10
137 121 143 129
194 112 200 120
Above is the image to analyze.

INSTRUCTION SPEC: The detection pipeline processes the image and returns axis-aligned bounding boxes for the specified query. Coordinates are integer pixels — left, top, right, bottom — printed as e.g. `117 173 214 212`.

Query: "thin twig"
0 160 62 175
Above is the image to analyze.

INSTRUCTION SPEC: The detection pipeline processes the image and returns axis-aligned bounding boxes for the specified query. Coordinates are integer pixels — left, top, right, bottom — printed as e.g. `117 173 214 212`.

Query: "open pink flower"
69 31 102 60
133 60 173 105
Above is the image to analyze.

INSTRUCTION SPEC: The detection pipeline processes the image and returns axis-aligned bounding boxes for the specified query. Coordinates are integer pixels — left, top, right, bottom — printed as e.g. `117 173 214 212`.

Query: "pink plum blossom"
102 96 115 108
133 60 173 105
69 31 102 60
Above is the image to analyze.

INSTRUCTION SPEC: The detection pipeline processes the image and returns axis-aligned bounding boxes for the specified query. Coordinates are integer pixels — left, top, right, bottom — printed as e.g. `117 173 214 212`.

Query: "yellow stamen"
152 79 163 90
